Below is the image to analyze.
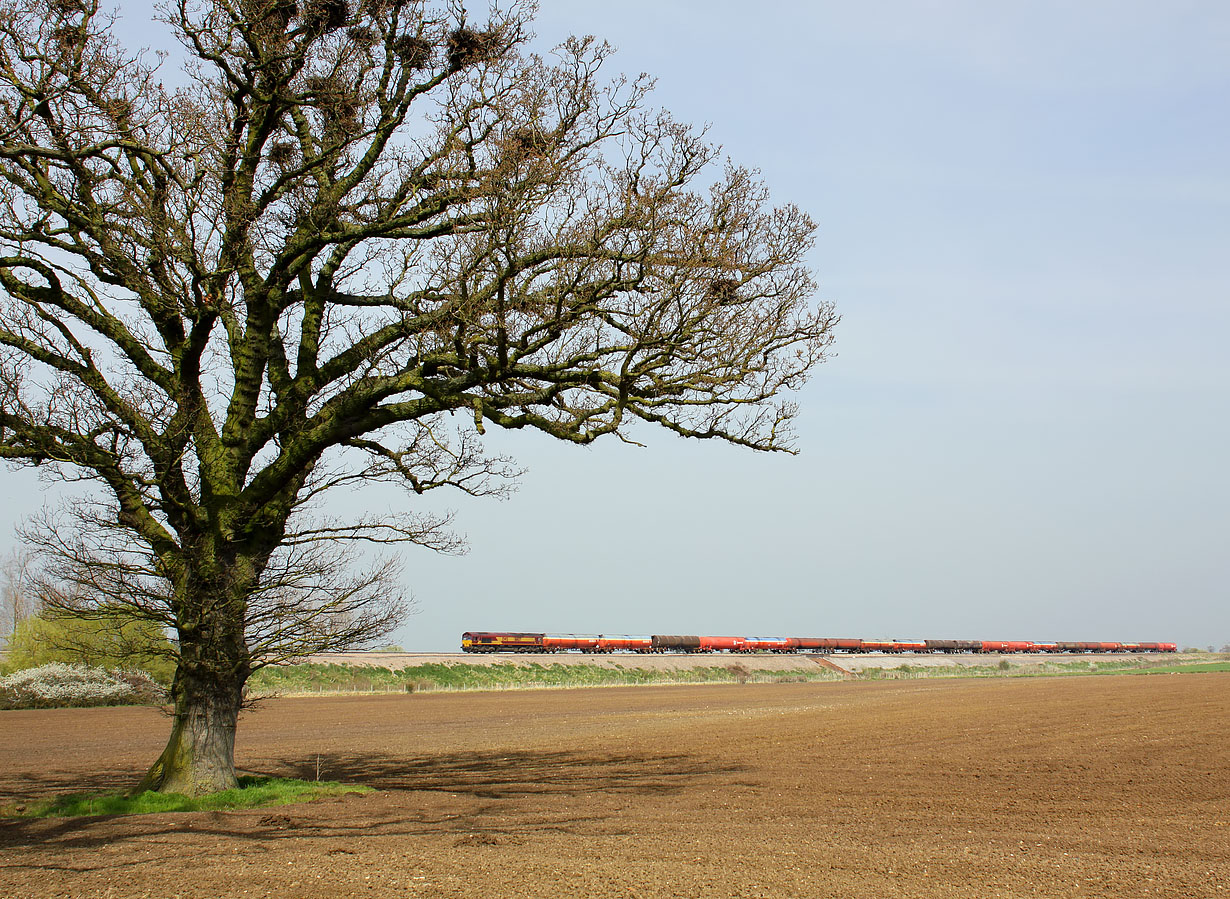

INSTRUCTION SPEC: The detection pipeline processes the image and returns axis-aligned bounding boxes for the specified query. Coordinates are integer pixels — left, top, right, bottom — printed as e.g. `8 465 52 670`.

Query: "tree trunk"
138 667 244 795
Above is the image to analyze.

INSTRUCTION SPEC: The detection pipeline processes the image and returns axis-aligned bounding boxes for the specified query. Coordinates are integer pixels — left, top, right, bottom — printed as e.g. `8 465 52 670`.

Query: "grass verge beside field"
1128 661 1230 674
858 658 1160 680
248 661 842 694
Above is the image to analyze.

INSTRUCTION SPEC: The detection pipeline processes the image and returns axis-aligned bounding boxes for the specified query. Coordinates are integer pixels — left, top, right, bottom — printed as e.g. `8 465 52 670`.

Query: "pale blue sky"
2 2 1227 650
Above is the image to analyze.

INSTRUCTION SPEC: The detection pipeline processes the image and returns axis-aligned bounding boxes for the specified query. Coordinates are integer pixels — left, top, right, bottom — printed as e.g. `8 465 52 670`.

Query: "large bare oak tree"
0 0 837 794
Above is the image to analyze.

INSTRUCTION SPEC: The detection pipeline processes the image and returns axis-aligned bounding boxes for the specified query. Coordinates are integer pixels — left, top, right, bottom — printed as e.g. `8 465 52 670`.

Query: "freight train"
461 632 1178 654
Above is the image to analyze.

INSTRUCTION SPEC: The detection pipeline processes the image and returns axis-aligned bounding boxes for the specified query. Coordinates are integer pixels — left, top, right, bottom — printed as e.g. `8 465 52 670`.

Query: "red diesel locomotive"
460 633 1178 654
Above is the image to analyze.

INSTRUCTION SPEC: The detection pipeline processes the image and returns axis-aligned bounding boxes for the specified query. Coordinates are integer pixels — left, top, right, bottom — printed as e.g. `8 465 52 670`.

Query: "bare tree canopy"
0 547 35 639
0 0 837 793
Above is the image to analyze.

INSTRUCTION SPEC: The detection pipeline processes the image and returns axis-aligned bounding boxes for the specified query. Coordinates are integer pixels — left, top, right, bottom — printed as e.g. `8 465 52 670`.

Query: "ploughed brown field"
1 674 1227 898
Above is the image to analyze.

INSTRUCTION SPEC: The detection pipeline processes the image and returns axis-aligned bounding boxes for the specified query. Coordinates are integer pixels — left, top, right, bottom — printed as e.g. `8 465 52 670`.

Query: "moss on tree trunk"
139 667 244 795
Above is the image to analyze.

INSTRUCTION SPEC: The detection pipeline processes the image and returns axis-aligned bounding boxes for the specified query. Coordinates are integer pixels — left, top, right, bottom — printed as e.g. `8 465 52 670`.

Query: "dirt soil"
1 674 1227 899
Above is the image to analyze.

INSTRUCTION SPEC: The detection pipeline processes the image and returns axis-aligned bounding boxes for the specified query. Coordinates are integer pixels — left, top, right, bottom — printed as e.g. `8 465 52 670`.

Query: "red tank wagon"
743 637 793 652
700 635 747 652
791 637 828 652
543 634 600 652
860 640 904 653
595 635 654 653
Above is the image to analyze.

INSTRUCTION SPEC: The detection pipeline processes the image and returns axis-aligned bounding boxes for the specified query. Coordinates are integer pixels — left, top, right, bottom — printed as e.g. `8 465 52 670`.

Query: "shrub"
0 663 166 710
725 663 751 684
2 610 176 684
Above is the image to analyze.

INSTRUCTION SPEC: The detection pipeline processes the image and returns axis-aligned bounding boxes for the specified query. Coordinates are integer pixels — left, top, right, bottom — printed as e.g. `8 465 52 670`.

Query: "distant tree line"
1 548 175 683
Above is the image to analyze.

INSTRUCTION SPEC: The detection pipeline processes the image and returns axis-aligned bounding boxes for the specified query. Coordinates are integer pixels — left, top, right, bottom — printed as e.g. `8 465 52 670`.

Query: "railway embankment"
305 650 1201 673
246 651 1224 696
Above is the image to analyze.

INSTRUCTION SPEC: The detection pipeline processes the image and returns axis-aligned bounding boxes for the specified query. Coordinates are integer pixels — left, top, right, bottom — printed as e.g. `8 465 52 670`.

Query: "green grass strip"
857 658 1230 681
8 776 371 819
247 661 840 694
1128 661 1230 675
244 656 1226 695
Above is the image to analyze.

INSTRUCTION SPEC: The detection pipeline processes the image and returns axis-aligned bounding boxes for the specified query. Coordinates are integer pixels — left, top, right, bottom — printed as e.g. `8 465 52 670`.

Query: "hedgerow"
0 663 166 710
246 661 842 694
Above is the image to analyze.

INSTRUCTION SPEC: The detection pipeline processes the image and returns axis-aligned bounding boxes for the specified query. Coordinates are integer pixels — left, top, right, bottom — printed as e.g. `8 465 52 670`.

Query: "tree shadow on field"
0 748 751 859
270 747 745 799
0 767 145 806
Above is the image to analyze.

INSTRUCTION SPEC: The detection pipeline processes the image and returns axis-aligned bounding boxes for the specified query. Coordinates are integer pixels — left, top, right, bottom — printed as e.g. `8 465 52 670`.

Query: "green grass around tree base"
4 776 372 819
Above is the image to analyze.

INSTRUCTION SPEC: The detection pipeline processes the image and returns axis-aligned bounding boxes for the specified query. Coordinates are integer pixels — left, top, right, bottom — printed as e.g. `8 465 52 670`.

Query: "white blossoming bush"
0 663 167 710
